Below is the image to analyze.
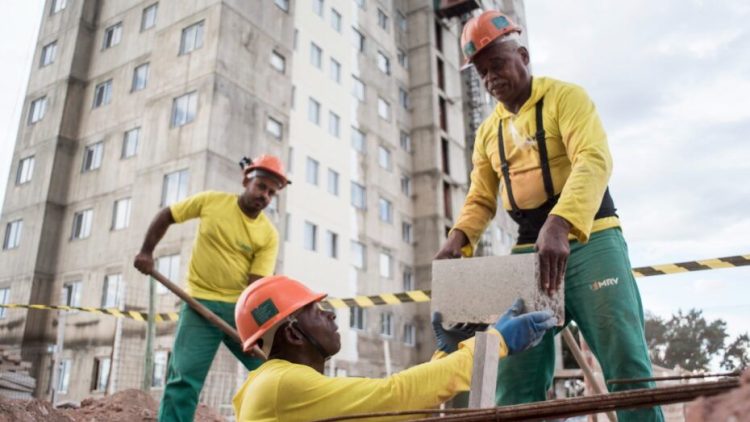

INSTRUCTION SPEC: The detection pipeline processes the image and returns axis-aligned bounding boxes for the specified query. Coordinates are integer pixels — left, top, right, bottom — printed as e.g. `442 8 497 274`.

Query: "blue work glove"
495 298 557 354
431 312 488 353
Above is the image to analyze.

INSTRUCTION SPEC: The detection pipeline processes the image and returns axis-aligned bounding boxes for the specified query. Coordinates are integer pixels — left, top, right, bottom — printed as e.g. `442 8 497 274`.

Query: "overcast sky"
0 1 748 345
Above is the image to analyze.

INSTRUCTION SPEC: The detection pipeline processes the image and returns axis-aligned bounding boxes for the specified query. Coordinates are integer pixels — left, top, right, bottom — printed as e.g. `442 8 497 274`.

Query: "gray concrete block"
431 254 564 325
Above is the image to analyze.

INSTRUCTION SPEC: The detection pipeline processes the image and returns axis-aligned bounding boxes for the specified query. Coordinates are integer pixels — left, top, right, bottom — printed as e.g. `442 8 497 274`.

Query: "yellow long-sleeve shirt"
233 330 508 421
454 77 620 252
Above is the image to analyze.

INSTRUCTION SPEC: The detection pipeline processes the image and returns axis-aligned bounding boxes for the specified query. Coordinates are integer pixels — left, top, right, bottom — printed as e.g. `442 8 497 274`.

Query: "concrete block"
431 254 564 325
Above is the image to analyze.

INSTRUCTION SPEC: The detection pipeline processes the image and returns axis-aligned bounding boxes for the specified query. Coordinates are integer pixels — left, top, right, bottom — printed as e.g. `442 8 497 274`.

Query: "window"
350 307 365 330
325 230 338 258
171 91 198 127
378 197 392 223
377 51 390 75
304 221 318 251
351 182 366 209
351 241 366 269
141 3 158 31
61 281 82 307
101 274 122 308
3 220 22 250
16 156 34 184
400 174 412 196
307 97 321 125
441 137 450 174
57 359 72 393
351 127 365 153
0 288 9 319
28 97 47 124
377 146 391 170
161 169 189 206
93 80 113 108
439 97 447 130
266 116 283 140
379 251 392 278
156 254 180 294
111 198 131 230
306 157 319 185
380 312 393 337
400 131 411 152
435 21 443 52
437 58 445 90
327 168 339 196
397 49 408 68
91 357 111 392
402 268 413 291
180 21 204 55
271 50 286 73
50 0 66 14
403 323 416 346
71 209 93 240
102 23 122 49
330 9 342 32
40 41 57 67
377 97 390 120
152 351 169 388
329 58 341 83
313 0 324 16
377 9 389 31
397 11 407 32
82 142 103 172
351 28 365 52
328 111 340 138
352 77 365 102
402 221 413 243
132 63 149 91
399 88 409 109
310 42 322 69
274 0 289 12
122 128 139 158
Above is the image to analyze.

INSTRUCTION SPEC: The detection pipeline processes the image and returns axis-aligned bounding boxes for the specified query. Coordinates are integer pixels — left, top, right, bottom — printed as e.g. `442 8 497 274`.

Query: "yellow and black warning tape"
1 254 748 319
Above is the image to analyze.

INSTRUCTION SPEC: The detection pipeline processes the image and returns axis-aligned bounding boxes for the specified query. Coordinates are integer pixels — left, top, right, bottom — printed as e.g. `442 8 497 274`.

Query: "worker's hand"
494 298 557 354
431 312 487 353
133 251 155 275
535 215 571 295
434 230 469 260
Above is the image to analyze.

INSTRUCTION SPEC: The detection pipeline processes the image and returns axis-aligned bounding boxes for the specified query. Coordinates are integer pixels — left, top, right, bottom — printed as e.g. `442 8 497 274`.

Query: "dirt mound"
1 389 223 422
685 370 750 422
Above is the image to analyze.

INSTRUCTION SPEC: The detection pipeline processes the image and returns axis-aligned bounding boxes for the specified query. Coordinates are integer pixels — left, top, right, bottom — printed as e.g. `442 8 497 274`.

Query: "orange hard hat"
460 10 522 69
235 275 327 353
242 154 291 187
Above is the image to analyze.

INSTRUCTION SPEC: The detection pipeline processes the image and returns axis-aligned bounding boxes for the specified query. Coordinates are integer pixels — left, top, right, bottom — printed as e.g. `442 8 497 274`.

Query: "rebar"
606 370 741 385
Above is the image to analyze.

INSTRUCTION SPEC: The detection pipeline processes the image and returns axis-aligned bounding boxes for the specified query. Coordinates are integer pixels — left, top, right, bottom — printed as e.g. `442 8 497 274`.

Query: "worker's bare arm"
247 273 264 285
434 229 469 260
134 207 176 275
535 215 571 295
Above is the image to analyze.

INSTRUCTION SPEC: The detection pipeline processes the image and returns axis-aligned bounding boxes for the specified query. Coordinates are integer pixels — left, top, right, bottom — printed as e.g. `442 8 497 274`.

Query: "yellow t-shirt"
232 330 508 421
170 191 278 302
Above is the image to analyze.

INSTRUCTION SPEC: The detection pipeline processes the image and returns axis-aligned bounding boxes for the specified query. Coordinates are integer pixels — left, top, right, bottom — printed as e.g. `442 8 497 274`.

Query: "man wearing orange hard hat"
232 275 557 420
434 10 663 421
134 154 290 422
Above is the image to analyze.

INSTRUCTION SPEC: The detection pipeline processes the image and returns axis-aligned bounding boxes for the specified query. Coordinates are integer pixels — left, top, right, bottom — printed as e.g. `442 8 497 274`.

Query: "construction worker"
133 154 289 422
434 11 664 421
232 275 557 421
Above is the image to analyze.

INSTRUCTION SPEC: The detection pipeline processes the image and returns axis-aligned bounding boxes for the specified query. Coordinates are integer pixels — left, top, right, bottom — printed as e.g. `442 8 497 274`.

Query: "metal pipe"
607 370 741 385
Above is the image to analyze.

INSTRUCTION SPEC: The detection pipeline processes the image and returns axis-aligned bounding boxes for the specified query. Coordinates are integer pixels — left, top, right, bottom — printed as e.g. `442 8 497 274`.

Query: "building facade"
0 0 520 414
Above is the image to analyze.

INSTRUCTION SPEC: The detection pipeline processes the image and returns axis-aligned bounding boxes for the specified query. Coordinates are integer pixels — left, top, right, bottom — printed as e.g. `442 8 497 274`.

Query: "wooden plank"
468 331 500 408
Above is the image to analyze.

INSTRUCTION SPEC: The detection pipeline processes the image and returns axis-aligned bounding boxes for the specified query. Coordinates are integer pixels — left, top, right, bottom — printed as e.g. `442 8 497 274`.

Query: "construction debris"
0 347 35 400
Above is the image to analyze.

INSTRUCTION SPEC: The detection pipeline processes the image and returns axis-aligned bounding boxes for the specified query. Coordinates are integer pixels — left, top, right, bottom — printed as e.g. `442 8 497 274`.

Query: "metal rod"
607 370 741 385
149 269 267 360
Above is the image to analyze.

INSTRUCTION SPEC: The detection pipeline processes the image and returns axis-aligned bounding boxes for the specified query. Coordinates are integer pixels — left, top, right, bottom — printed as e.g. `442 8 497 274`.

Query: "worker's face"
472 40 531 106
241 176 280 213
297 302 341 356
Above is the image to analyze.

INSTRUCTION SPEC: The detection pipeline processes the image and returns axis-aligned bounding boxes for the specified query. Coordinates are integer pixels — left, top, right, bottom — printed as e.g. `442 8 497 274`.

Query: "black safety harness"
497 98 617 244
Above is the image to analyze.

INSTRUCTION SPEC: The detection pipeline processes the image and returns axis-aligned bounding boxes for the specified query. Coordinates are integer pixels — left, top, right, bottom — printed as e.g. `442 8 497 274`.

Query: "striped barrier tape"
1 254 748 320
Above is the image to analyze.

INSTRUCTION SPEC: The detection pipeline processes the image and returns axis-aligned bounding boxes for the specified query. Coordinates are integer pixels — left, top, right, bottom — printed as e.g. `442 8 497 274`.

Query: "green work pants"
495 228 664 421
158 299 262 422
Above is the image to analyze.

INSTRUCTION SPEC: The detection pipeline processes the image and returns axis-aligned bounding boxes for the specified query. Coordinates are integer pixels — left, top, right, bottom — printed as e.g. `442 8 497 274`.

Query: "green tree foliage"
721 333 750 371
644 309 728 371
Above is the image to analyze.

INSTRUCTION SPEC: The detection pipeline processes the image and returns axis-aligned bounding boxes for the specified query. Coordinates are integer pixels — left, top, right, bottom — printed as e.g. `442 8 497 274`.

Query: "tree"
644 309 728 371
721 333 750 371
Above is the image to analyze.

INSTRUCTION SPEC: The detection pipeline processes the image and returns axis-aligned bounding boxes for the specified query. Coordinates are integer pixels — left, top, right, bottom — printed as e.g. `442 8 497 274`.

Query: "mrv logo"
590 277 619 291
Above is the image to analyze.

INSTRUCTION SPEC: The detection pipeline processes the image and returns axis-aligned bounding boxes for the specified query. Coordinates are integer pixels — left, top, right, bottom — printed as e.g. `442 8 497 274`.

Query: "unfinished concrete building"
0 0 520 414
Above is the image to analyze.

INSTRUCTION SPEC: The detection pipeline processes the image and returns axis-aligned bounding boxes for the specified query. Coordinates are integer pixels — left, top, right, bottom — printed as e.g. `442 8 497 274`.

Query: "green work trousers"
158 299 262 422
495 228 664 421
